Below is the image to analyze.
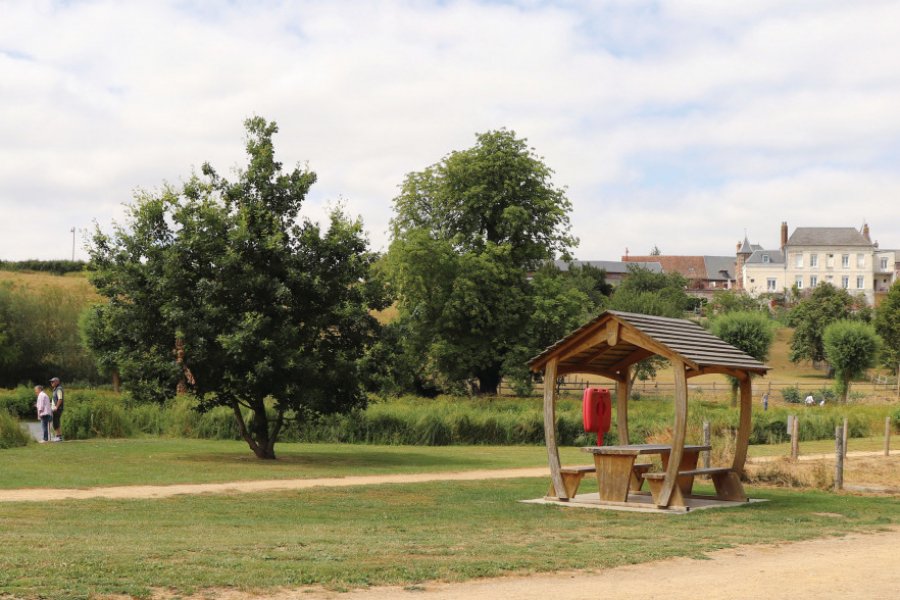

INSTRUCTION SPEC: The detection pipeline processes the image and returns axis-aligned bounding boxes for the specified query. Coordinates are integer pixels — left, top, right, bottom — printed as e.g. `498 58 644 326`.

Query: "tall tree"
787 283 854 366
87 117 385 458
823 320 881 402
386 129 577 394
710 311 776 405
874 280 900 374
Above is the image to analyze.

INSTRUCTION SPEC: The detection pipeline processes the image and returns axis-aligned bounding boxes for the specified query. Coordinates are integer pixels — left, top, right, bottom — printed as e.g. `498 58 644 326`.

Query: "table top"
581 443 711 456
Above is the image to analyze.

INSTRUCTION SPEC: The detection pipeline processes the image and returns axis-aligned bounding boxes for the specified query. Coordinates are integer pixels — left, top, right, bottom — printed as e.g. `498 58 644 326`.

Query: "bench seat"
643 467 747 506
548 462 654 499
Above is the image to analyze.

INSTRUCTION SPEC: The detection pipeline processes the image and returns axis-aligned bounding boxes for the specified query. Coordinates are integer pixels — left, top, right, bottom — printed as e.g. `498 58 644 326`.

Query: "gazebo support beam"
732 375 753 475
655 358 688 507
616 367 630 445
543 357 567 500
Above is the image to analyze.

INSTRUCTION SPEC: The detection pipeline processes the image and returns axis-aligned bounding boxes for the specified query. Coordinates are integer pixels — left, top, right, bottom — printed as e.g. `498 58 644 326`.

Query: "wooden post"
790 416 799 460
834 425 844 491
616 367 630 445
703 421 711 469
886 416 892 457
542 358 567 500
842 417 848 458
656 359 688 507
732 375 753 476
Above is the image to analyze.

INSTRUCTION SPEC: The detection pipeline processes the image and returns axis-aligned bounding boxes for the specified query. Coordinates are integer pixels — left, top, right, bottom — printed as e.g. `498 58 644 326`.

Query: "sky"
2 0 900 262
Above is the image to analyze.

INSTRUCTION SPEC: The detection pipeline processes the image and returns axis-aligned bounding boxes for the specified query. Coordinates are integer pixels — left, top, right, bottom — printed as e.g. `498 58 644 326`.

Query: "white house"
740 222 897 305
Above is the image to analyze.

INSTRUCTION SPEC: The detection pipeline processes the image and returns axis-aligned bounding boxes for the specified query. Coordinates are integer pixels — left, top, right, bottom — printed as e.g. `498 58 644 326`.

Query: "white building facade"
741 223 897 306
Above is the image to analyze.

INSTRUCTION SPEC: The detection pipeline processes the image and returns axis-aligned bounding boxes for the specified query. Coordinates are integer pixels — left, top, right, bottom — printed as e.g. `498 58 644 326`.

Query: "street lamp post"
71 227 76 261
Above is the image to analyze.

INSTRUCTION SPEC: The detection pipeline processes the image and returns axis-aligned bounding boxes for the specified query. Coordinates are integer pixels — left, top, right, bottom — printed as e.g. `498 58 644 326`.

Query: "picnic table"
582 443 711 503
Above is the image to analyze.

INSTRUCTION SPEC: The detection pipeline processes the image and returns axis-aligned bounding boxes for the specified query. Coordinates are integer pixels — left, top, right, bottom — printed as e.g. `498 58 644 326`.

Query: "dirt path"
159 528 899 600
0 467 550 502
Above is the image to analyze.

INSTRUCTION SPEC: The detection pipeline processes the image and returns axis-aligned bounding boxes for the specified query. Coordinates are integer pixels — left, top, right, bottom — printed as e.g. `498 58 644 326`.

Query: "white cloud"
1 0 899 262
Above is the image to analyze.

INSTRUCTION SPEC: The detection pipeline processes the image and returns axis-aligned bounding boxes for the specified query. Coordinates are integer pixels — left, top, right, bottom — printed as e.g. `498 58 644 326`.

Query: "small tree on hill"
87 117 386 458
823 320 881 403
787 283 854 367
710 311 776 405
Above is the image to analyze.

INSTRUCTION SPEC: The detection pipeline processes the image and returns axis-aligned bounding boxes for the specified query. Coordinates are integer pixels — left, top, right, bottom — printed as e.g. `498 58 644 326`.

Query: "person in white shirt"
34 385 53 443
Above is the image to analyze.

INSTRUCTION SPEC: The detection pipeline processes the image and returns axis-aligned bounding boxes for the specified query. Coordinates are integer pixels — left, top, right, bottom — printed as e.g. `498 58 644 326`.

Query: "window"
795 276 803 289
841 254 849 268
794 253 803 268
856 254 865 268
857 275 864 289
826 254 835 268
841 275 849 289
810 254 818 268
762 254 770 264
810 275 818 287
767 278 777 291
881 257 889 270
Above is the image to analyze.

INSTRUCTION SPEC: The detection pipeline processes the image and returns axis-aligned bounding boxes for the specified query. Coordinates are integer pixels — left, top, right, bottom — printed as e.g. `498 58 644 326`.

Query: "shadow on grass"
176 450 487 470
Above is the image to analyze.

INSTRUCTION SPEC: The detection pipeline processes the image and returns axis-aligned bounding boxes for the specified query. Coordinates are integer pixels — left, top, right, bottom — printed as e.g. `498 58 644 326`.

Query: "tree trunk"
231 400 277 459
478 365 502 395
111 370 120 393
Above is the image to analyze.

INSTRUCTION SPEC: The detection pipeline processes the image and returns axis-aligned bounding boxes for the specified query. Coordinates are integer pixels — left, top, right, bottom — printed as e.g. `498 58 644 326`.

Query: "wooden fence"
499 376 900 401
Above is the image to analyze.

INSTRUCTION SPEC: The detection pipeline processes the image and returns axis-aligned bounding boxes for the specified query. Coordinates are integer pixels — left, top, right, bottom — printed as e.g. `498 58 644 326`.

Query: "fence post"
834 425 844 491
842 417 848 458
791 416 800 460
886 416 892 457
703 421 710 468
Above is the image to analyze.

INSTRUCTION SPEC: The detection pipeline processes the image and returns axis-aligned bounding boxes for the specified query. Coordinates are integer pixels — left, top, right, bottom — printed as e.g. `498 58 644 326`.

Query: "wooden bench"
548 463 654 499
643 467 747 507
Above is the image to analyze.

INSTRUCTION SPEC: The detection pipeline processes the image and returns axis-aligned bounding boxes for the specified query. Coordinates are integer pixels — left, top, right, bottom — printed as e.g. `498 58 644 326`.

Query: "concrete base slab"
522 491 767 514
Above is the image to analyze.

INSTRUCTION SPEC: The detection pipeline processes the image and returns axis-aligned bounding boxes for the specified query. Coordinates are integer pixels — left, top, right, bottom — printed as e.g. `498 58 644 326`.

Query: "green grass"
0 479 896 599
0 439 593 489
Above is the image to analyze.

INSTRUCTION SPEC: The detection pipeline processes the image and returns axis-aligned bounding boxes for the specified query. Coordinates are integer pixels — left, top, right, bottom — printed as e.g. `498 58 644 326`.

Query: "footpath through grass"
0 479 896 599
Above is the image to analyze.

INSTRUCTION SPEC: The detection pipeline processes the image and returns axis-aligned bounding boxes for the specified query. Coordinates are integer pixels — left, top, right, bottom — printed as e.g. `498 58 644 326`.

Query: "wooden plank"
543 357 567 500
594 453 636 502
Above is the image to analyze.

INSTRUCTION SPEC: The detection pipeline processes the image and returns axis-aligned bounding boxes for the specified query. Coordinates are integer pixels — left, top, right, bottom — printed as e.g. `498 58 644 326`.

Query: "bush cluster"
0 409 30 449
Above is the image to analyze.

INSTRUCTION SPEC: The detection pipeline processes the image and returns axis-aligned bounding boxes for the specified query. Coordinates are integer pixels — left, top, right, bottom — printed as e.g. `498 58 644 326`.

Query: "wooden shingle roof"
528 310 770 378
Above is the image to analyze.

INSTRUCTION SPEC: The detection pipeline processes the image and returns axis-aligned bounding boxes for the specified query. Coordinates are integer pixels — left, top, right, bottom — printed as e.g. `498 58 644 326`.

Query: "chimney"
780 222 788 250
862 223 871 241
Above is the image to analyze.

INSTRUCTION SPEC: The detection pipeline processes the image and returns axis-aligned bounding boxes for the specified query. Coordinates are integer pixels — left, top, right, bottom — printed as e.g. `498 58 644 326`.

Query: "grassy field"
0 439 592 489
0 476 895 599
0 269 98 303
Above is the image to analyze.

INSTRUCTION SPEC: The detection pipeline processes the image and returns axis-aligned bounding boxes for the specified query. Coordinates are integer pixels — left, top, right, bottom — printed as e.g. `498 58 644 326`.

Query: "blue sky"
2 0 899 262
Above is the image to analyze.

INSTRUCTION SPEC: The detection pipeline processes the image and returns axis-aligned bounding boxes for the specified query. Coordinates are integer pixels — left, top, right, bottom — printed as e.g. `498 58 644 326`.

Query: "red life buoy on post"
582 387 612 445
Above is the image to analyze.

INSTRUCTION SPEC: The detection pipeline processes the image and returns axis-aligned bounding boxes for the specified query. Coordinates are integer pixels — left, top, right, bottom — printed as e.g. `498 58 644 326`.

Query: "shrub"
0 386 37 419
781 386 802 404
62 397 132 439
0 410 30 449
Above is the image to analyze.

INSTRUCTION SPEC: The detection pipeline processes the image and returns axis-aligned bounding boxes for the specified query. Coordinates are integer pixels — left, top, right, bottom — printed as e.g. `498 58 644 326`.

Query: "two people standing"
33 377 64 443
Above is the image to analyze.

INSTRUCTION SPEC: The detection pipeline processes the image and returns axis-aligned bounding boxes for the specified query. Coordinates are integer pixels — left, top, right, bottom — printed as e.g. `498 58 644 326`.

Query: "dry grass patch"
745 454 900 491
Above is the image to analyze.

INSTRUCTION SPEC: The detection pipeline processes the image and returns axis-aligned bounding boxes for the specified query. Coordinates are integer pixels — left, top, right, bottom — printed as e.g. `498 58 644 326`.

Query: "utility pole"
70 227 76 261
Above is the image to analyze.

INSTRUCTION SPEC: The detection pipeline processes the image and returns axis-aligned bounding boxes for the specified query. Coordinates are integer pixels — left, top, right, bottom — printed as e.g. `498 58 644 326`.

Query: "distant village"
561 222 899 306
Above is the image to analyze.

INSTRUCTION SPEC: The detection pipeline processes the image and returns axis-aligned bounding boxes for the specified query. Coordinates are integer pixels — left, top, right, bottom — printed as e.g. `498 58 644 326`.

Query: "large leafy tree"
386 129 578 394
87 117 385 458
823 320 881 402
787 283 855 366
874 280 900 373
710 310 776 405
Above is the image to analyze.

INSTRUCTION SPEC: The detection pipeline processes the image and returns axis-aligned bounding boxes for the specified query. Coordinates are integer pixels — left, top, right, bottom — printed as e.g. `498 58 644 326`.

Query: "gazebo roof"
528 310 770 378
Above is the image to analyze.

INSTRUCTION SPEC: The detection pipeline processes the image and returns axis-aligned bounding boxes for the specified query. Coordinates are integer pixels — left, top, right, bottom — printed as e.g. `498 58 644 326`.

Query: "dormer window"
762 254 770 264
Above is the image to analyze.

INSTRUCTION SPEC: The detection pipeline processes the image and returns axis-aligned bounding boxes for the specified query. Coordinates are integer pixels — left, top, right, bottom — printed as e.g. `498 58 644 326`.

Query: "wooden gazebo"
528 310 770 509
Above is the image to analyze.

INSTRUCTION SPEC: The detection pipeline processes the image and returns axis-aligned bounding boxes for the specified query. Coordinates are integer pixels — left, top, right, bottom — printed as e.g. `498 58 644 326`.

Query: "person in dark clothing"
50 377 64 442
